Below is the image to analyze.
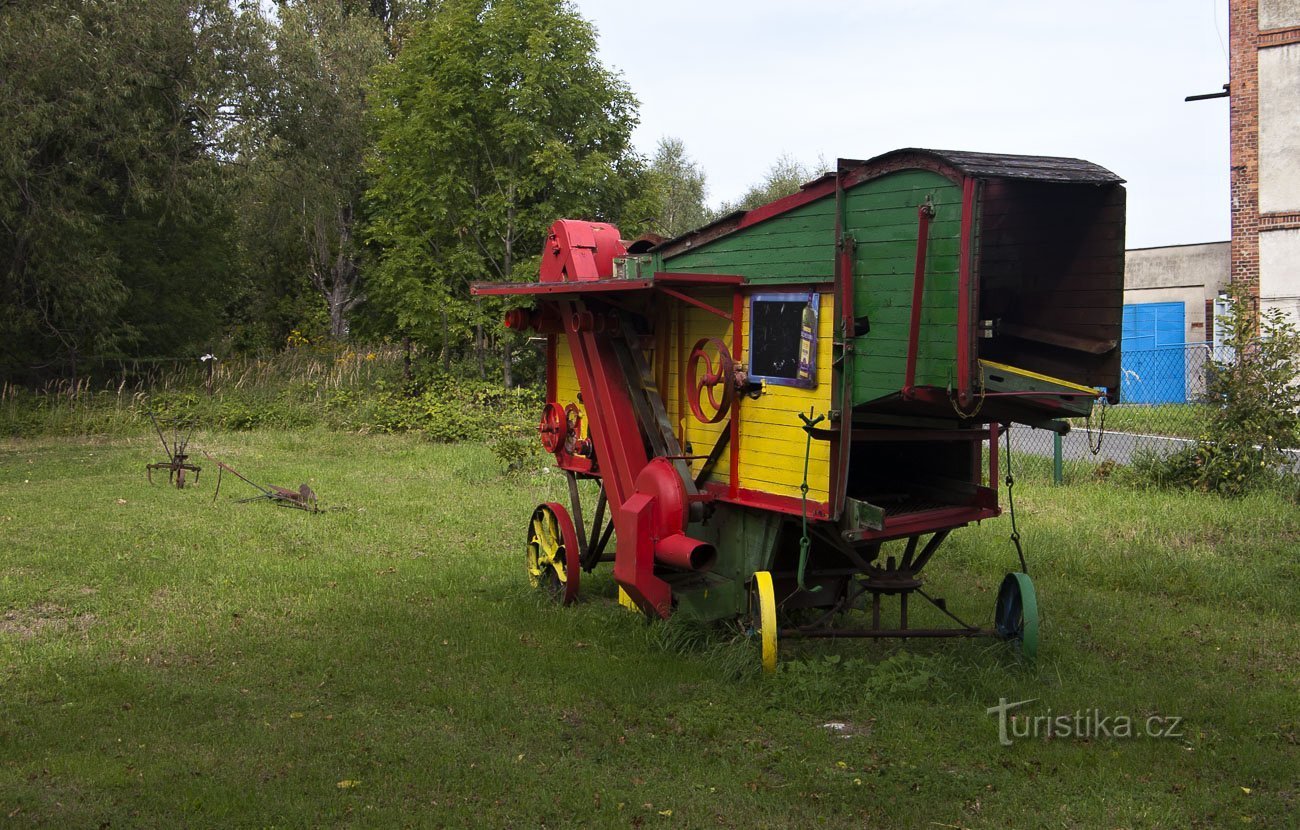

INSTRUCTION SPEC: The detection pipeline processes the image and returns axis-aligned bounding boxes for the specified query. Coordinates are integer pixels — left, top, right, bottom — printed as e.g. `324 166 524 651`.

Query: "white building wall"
1259 0 1300 29
1124 242 1231 344
1260 229 1300 326
1258 44 1300 213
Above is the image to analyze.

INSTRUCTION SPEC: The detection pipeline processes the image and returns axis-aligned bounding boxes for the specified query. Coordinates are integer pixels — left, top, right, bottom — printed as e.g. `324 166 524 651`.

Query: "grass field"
2 430 1298 828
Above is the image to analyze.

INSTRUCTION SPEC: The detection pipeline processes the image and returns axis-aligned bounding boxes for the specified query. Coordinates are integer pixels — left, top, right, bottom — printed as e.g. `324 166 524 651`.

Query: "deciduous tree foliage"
647 136 709 239
365 0 652 381
717 153 828 215
0 0 249 381
236 0 387 342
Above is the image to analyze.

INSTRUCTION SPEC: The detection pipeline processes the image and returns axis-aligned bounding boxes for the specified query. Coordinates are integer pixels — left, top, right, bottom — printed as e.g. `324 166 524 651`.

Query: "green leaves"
647 137 710 239
1137 283 1300 496
0 0 255 379
363 0 649 357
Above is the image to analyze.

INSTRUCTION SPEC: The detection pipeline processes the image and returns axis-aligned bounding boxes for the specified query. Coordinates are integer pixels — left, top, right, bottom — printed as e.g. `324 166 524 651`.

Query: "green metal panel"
844 170 964 406
673 505 784 622
663 199 836 284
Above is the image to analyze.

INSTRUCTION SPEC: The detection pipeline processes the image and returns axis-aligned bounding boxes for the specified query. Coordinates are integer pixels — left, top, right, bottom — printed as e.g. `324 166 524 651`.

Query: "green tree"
0 0 250 380
365 0 649 383
647 136 708 238
233 0 387 343
717 153 828 215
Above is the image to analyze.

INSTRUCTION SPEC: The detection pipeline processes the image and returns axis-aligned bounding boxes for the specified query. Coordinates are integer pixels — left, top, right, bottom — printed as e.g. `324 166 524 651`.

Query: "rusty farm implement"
204 451 320 513
473 148 1125 670
145 411 201 489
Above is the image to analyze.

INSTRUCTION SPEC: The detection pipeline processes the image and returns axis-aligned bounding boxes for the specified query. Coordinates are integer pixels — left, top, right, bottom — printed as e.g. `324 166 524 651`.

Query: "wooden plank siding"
844 170 966 406
660 292 836 504
975 178 1125 392
663 198 837 284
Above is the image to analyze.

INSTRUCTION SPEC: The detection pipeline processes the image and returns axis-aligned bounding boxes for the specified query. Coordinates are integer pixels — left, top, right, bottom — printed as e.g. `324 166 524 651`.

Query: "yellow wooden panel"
735 291 835 502
553 336 588 444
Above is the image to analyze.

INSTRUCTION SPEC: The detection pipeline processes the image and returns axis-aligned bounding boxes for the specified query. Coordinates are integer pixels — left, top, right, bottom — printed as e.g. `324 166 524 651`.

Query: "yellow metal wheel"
526 503 580 605
752 571 778 674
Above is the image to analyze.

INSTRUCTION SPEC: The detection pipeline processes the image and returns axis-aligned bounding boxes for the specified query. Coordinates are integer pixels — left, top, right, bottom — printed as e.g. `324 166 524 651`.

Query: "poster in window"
749 292 818 389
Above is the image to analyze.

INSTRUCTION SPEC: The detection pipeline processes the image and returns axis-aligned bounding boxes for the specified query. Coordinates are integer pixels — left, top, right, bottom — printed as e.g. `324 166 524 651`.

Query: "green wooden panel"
855 240 962 265
845 169 964 406
664 197 836 283
843 169 959 201
661 244 835 268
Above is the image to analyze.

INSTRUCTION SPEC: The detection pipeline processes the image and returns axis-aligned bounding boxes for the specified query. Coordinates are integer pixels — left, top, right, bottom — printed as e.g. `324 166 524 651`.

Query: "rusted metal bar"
657 286 732 321
780 627 993 639
902 202 935 398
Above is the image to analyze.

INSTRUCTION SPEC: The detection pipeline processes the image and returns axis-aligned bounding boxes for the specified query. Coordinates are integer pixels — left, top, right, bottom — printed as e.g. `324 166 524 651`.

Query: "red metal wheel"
526 503 580 605
686 337 735 424
538 402 566 454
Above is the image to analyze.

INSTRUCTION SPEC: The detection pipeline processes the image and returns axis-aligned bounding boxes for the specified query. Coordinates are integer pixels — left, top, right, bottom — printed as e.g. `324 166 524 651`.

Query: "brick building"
1230 0 1300 324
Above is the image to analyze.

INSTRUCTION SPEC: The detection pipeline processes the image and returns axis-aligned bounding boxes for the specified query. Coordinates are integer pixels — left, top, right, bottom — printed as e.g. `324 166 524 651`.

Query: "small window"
748 292 819 389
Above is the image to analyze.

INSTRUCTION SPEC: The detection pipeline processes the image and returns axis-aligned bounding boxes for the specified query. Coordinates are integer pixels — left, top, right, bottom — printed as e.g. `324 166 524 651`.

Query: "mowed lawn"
1 430 1297 828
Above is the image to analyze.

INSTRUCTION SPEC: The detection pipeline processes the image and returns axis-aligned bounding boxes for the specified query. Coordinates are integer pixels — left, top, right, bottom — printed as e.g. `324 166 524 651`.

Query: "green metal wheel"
994 572 1038 661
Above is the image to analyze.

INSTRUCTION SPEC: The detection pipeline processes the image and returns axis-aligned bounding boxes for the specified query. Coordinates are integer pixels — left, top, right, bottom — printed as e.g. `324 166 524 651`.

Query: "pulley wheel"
526 503 580 605
994 571 1039 661
538 402 566 454
686 337 734 424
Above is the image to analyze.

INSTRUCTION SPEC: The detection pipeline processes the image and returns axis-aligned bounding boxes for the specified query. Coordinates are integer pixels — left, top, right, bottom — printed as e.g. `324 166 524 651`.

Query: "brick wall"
1230 0 1261 299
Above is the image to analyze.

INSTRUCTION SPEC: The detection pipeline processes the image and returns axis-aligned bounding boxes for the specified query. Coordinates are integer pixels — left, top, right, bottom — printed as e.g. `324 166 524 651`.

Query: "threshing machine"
473 148 1124 670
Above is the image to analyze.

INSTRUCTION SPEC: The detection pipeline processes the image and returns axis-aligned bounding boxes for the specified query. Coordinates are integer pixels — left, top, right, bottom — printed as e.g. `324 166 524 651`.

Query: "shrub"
1134 284 1300 496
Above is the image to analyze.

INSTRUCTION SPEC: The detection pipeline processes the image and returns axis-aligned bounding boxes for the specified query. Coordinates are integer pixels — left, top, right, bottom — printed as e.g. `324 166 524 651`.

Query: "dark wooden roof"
850 148 1125 184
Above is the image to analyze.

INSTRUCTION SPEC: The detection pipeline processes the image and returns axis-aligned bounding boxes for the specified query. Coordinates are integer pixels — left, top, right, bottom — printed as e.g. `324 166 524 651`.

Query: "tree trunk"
441 310 451 372
475 322 485 379
402 336 413 382
309 205 362 343
502 337 513 389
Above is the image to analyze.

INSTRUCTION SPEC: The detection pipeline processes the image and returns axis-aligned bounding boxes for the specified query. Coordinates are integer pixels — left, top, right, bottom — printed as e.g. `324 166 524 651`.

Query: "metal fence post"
1053 431 1063 485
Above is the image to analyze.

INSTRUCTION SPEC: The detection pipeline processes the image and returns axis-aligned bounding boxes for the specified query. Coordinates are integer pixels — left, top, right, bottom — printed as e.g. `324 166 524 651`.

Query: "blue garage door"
1121 302 1185 404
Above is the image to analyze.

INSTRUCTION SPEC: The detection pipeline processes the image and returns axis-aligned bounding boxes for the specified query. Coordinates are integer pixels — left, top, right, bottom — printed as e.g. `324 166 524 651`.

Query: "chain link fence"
1006 342 1299 474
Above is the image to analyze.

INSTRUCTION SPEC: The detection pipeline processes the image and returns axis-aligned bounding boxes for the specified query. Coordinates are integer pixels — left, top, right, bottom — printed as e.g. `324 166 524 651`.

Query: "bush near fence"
0 346 543 447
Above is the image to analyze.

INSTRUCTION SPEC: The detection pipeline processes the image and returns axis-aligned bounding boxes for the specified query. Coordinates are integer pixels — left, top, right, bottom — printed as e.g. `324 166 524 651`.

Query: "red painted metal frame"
956 177 977 406
728 291 743 500
654 272 745 286
472 279 653 296
657 286 732 321
902 203 934 399
841 505 1000 544
556 299 674 616
702 481 832 521
830 169 855 522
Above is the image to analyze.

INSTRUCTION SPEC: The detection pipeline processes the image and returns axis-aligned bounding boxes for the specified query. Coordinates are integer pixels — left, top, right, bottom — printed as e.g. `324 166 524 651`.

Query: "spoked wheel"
686 337 734 424
526 503 580 605
994 572 1039 661
748 571 779 674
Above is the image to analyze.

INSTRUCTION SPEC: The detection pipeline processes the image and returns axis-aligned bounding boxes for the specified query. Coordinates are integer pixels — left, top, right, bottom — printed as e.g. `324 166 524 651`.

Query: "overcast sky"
571 0 1231 249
